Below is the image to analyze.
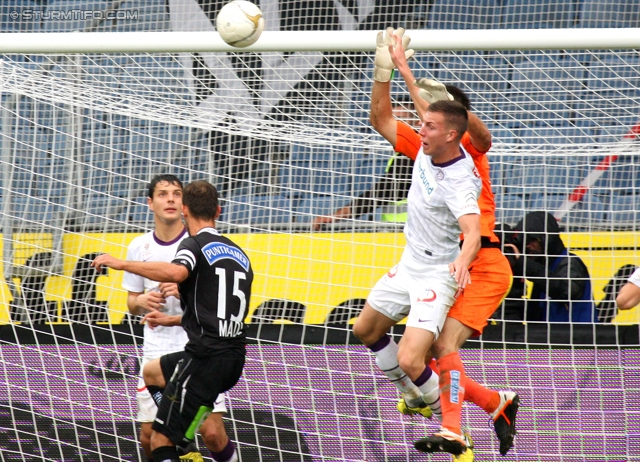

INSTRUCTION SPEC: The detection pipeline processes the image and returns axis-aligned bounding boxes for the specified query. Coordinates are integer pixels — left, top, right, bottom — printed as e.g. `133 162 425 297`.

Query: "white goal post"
1 23 640 462
1 28 640 52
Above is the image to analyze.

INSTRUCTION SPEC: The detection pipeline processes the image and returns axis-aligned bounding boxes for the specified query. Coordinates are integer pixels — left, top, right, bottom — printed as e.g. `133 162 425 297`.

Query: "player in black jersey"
93 180 253 462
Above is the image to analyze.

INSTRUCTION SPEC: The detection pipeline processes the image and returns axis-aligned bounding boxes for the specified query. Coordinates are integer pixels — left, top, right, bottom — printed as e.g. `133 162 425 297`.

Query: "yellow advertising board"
0 231 638 325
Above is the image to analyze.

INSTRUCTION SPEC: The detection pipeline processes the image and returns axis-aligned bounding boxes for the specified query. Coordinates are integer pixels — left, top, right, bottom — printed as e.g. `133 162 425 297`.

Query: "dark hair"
183 180 219 220
445 85 471 110
148 174 183 199
392 93 415 108
427 100 469 139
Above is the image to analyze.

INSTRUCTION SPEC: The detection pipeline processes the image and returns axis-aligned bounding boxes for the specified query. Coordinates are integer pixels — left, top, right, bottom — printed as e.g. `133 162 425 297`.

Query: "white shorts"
367 249 458 338
136 357 227 422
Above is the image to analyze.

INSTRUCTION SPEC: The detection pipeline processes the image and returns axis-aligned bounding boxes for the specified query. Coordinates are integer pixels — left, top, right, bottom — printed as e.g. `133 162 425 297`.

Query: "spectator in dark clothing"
507 211 595 323
492 223 526 321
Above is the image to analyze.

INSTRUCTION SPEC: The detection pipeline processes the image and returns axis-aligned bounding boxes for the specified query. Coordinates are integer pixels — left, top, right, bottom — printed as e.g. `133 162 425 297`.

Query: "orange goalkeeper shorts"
448 246 512 337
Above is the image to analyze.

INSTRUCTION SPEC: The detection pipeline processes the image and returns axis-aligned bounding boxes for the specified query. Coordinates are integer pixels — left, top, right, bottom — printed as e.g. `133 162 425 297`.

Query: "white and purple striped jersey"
404 146 482 264
122 229 189 360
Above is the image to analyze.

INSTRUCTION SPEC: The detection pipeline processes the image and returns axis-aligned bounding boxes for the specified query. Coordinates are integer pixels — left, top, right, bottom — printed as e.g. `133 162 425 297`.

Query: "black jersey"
171 227 253 357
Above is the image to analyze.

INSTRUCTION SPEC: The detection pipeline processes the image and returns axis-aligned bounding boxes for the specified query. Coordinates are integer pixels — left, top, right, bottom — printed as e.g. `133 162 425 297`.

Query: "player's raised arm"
370 27 414 148
616 269 640 310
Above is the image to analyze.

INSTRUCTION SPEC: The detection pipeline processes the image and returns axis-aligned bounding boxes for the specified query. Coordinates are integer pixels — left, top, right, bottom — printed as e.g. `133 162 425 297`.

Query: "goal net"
1 1 640 461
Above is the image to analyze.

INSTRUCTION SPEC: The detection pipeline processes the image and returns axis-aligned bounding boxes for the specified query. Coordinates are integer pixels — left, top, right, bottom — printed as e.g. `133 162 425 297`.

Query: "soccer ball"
216 1 265 48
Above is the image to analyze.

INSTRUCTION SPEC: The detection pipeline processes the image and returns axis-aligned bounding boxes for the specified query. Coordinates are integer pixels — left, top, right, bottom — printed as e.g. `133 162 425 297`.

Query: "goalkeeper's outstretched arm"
389 34 491 153
370 27 414 148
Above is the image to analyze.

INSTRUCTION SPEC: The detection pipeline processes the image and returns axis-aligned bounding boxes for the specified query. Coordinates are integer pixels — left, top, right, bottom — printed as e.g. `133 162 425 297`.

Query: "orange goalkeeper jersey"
394 121 499 243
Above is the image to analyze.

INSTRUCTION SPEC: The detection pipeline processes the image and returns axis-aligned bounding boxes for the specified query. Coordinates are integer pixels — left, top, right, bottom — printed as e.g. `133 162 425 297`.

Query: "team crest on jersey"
416 288 437 303
202 242 250 271
436 170 445 181
141 242 152 261
387 265 399 278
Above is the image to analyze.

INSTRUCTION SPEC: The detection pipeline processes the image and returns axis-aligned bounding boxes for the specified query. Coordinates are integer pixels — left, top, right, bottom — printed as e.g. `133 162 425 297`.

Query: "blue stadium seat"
494 193 527 227
43 0 115 32
12 196 60 225
592 153 640 196
83 128 127 162
352 151 389 197
530 192 606 228
604 193 638 226
521 159 585 196
520 126 597 148
505 54 584 126
116 0 169 32
428 0 501 29
11 168 35 195
410 54 441 80
436 53 512 123
578 0 640 28
529 192 567 214
280 143 354 196
127 197 153 224
82 196 127 224
502 0 576 29
222 194 295 227
0 0 41 32
294 195 351 225
502 156 583 196
82 55 124 91
575 54 640 143
119 55 187 103
125 131 174 161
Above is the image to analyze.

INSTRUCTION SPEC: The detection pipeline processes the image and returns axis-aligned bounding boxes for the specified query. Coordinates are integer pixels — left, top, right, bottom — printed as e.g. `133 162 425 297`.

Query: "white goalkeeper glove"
414 78 454 104
374 27 414 83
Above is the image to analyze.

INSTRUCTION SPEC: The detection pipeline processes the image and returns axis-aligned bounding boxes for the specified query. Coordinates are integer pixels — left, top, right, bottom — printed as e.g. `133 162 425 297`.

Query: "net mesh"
0 1 639 461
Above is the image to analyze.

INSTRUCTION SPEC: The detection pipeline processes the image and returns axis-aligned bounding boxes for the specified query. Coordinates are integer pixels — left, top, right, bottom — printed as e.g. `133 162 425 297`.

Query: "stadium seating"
43 0 115 32
502 0 576 29
575 54 640 144
116 0 170 32
427 0 501 29
504 54 584 127
577 0 640 28
4 0 640 234
279 143 354 197
294 194 351 225
494 193 527 226
529 191 606 228
0 0 40 32
592 153 640 196
436 52 512 125
222 194 296 227
12 196 60 226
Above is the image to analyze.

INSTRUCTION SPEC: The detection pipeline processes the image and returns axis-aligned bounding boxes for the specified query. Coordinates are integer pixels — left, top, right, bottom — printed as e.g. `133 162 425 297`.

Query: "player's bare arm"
388 31 426 118
127 291 167 316
616 281 640 310
466 112 492 152
92 254 188 283
450 213 481 289
142 311 182 329
370 80 398 147
370 27 414 148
